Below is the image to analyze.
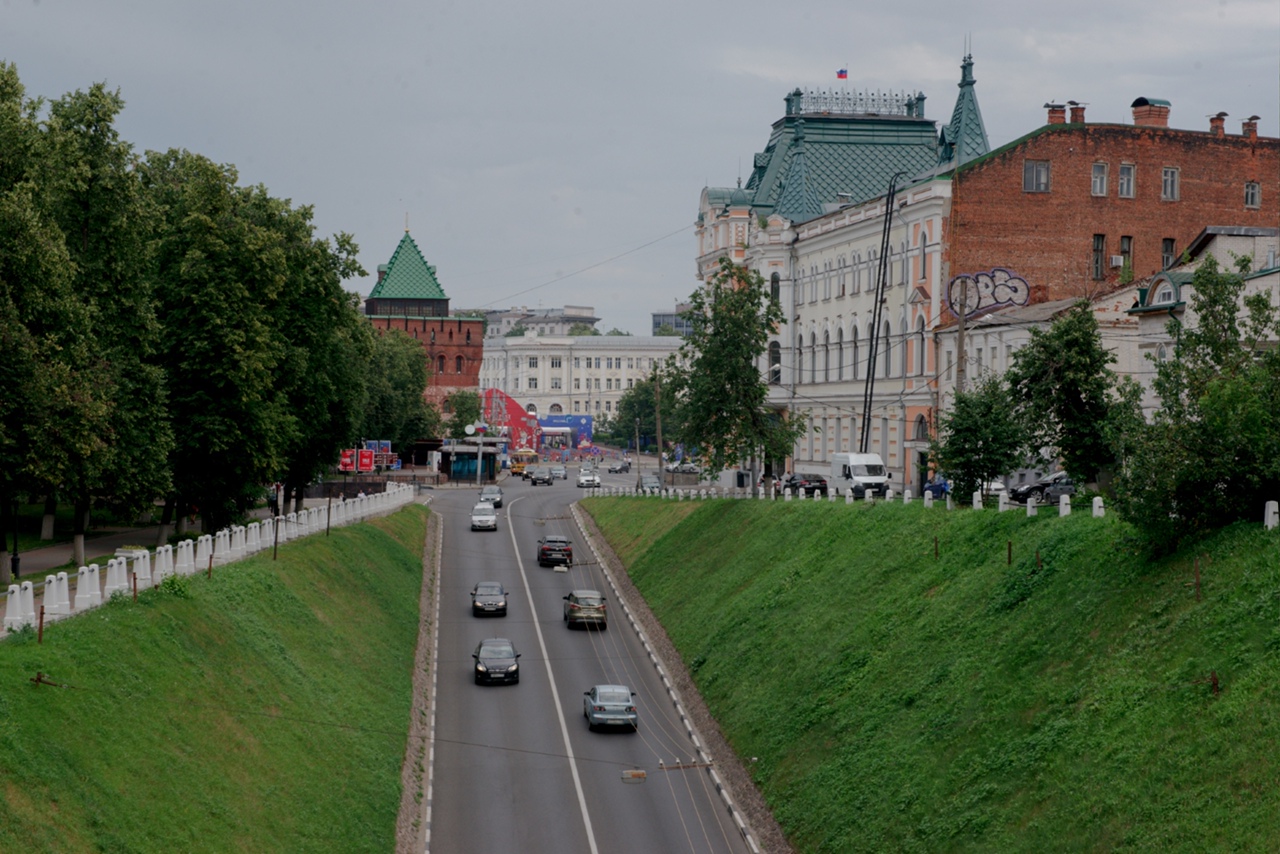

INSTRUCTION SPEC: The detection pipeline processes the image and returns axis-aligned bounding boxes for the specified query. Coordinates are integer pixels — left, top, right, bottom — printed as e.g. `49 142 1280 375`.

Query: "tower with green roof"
364 230 450 317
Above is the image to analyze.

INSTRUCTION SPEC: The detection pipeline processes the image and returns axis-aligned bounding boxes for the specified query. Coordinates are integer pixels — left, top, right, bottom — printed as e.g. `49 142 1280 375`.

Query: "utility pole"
653 369 664 484
634 418 642 489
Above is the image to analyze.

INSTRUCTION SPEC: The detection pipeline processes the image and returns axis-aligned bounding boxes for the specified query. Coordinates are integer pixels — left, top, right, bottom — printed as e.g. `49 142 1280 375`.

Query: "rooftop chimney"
1044 102 1066 124
1243 116 1259 142
1069 102 1086 124
1209 112 1227 136
1131 97 1171 127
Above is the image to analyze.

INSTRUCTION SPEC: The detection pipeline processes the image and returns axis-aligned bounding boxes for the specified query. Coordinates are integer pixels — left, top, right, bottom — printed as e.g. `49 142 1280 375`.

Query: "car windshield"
481 642 514 658
598 689 630 704
472 505 494 514
481 487 501 496
574 595 602 606
475 583 502 595
545 536 569 545
851 464 886 477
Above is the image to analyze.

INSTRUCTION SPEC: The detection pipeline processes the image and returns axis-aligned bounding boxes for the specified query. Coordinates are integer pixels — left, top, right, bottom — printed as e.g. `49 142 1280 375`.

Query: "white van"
829 453 889 498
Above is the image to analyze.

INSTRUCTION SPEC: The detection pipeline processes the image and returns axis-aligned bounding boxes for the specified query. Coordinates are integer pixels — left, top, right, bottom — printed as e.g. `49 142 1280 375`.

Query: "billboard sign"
339 449 356 472
357 449 375 472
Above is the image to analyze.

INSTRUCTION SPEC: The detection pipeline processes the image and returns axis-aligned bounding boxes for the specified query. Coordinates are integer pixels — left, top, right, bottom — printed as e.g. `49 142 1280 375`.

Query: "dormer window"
1152 284 1175 305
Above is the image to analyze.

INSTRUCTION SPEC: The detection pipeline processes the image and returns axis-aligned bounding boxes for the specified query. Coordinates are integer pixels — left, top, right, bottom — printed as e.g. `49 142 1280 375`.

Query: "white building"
479 333 683 420
479 305 600 339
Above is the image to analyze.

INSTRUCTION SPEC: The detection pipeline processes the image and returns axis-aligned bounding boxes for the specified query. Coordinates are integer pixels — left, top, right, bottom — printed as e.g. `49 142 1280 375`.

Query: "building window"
550 403 562 413
551 377 561 390
823 331 830 382
1162 238 1177 269
627 358 634 369
1092 234 1106 280
1118 164 1135 198
573 357 580 369
528 356 537 369
945 350 953 381
627 379 633 389
1091 163 1108 196
513 377 519 390
606 378 613 390
770 272 780 305
528 377 538 389
836 329 844 381
594 400 600 411
551 356 561 369
456 355 464 373
1120 235 1133 268
1153 283 1176 305
595 358 601 369
594 378 600 390
1245 181 1261 209
437 354 446 375
573 378 580 390
1023 160 1050 192
605 401 611 412
1161 167 1180 201
574 401 581 412
768 342 781 385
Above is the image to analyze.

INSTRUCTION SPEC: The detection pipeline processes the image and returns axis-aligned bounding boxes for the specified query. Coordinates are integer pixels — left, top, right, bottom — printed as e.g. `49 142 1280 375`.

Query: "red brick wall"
946 124 1278 310
367 316 484 406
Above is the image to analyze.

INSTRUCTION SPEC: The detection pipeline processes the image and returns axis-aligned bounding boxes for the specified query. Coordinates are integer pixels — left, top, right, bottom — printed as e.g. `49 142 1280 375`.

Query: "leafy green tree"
612 366 681 451
604 327 631 336
930 375 1028 500
673 258 803 477
653 323 679 336
1114 255 1280 549
143 150 294 531
360 329 439 451
1005 301 1120 484
567 322 599 336
504 323 528 337
444 389 483 440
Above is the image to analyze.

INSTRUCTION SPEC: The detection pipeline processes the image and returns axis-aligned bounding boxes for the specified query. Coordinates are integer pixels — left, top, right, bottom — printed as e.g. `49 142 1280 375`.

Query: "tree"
360 329 439 451
930 375 1028 500
1113 254 1280 550
1004 301 1121 484
612 365 681 451
653 323 679 336
444 390 483 440
673 258 804 478
504 323 528 337
567 322 600 336
604 327 631 336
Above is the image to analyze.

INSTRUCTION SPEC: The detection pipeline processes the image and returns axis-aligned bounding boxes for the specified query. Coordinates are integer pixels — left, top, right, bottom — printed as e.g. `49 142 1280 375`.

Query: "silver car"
583 684 638 731
470 502 498 531
563 589 607 629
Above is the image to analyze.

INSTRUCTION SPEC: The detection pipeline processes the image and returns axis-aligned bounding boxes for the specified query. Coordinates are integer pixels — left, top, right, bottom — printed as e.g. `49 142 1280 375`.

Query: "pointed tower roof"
367 231 447 301
774 120 826 223
937 54 990 167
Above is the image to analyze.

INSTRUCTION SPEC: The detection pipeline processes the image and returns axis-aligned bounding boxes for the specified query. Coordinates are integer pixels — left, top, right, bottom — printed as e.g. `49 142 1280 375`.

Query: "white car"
470 502 498 531
576 471 601 488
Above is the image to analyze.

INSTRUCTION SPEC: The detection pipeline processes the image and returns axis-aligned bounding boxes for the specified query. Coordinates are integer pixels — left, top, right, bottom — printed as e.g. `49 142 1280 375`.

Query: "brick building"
364 231 483 409
945 100 1277 313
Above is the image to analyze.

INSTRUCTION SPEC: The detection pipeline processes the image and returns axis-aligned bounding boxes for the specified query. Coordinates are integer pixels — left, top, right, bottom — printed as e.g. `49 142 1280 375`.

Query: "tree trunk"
41 493 57 541
0 497 11 585
73 495 89 567
292 481 305 513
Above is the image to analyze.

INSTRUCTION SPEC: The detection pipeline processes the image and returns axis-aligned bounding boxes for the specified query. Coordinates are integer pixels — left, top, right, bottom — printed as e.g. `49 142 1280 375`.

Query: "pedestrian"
268 483 280 516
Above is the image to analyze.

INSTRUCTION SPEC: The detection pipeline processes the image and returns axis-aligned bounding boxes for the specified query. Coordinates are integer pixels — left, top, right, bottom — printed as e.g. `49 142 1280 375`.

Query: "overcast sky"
6 0 1278 333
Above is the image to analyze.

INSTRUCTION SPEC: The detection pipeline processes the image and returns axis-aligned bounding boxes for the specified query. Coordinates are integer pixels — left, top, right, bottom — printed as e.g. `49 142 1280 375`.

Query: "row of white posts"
4 484 415 633
586 486 1280 529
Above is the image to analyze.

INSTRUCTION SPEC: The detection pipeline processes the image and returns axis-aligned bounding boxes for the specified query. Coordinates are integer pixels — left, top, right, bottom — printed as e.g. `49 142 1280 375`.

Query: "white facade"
480 305 600 338
479 334 684 420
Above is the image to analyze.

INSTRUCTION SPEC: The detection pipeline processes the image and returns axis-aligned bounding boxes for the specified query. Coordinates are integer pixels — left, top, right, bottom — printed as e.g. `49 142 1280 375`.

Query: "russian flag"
837 68 848 79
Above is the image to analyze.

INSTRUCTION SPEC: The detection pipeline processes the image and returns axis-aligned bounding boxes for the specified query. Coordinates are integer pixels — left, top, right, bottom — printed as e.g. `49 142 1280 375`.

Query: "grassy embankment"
0 504 428 853
584 497 1280 852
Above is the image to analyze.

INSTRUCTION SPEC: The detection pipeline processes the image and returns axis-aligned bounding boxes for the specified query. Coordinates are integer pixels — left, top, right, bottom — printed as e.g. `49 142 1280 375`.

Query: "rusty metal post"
207 553 213 579
37 605 44 644
133 573 138 603
1007 540 1012 566
326 495 333 537
1195 556 1201 601
1036 550 1041 571
934 536 938 560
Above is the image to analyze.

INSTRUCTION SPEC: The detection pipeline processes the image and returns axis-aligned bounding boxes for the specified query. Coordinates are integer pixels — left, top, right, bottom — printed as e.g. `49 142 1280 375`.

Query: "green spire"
938 53 990 167
775 119 825 223
367 231 447 300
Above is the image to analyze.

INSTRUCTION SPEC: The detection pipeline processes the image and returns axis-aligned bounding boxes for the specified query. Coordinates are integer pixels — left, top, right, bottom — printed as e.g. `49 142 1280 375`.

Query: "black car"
479 485 504 508
470 581 508 617
529 467 553 486
607 460 631 473
537 534 573 567
472 638 520 684
783 474 829 496
1010 470 1070 504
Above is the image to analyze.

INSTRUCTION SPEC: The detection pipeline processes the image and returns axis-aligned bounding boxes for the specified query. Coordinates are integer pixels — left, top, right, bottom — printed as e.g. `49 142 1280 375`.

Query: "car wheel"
599 622 607 630
586 721 596 732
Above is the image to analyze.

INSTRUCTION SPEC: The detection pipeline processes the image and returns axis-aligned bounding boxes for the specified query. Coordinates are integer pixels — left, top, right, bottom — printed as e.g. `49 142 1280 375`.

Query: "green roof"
366 232 447 300
937 54 990 167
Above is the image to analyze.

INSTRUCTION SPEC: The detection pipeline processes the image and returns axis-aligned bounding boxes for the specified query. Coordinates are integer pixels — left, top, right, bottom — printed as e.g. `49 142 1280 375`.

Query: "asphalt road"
428 468 753 854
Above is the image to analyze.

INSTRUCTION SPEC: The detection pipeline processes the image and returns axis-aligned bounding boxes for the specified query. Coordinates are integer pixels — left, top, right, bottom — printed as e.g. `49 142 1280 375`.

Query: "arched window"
437 354 446 375
836 328 844 381
914 414 929 440
882 321 892 378
915 317 927 376
465 329 472 344
768 341 782 384
866 321 877 378
851 327 859 380
899 317 908 377
823 331 830 382
795 336 804 384
455 355 464 373
526 403 537 414
810 332 818 383
770 272 780 305
549 403 563 413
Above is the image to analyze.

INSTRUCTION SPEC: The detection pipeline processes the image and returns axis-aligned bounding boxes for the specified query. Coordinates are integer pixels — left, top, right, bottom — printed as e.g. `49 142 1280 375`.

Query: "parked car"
472 638 520 684
550 465 568 480
536 534 573 567
529 466 553 486
783 473 829 496
470 581 508 617
470 502 498 531
676 461 700 474
576 471 601 488
1042 474 1077 504
478 485 504 508
583 684 638 731
563 589 607 629
607 460 631 473
640 474 661 491
1010 470 1070 504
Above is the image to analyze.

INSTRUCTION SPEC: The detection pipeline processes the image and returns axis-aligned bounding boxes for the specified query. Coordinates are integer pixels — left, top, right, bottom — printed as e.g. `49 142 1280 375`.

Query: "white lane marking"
507 496 599 854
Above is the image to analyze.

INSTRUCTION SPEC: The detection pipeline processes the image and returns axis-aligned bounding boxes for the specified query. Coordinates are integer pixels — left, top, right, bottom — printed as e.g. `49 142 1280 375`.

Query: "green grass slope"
583 497 1280 852
0 505 428 853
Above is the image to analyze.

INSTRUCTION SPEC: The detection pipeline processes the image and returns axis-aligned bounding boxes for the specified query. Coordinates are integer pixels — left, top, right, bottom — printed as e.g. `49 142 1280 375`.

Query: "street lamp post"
634 418 642 489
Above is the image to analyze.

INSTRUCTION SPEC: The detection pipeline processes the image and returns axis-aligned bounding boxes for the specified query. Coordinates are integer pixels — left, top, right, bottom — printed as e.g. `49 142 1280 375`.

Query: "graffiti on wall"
946 268 1030 317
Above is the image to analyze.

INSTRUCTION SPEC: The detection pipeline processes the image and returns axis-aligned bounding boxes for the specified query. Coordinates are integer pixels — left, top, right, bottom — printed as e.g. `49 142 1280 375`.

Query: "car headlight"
476 663 488 672
507 663 519 672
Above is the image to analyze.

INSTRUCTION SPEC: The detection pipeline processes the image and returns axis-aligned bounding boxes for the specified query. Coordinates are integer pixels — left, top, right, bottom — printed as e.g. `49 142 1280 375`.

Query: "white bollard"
784 488 792 502
998 492 1009 513
104 558 127 597
886 488 895 502
972 491 983 510
132 550 153 590
904 489 913 504
74 567 93 610
1059 494 1071 517
43 574 68 616
864 490 874 503
86 565 102 607
1027 496 1038 517
1267 501 1279 530
1092 496 1105 518
845 489 854 505
4 583 31 630
923 492 933 508
946 493 954 510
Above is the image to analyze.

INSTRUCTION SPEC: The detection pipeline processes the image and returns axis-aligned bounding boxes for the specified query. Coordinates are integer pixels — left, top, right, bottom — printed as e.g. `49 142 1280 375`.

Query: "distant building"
478 305 600 338
651 302 693 336
364 231 483 410
479 333 682 420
